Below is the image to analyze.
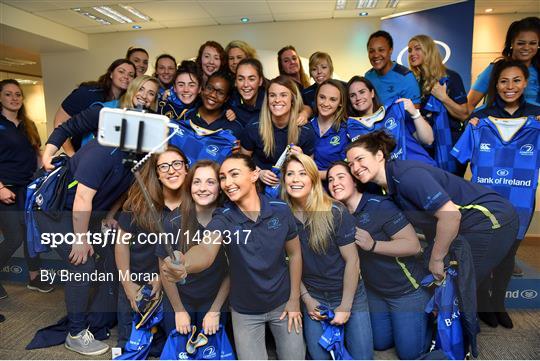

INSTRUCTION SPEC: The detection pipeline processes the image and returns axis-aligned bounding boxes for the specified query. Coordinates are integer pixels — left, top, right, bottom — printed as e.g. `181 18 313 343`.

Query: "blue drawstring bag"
316 305 353 360
161 326 235 360
196 327 236 360
115 285 164 360
25 155 72 257
264 144 292 199
264 167 281 199
421 267 465 360
160 330 195 361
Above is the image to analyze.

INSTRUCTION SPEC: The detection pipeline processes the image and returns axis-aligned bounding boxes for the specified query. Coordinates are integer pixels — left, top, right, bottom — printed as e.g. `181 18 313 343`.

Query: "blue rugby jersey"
347 101 436 165
169 119 237 166
158 98 189 121
423 78 461 173
452 116 540 239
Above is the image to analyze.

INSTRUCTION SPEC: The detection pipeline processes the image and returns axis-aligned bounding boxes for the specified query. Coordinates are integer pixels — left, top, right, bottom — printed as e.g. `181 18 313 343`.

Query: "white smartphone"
97 107 169 153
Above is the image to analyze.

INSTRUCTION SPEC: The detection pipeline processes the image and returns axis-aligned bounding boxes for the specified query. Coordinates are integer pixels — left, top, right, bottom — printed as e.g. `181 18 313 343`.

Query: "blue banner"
381 0 474 90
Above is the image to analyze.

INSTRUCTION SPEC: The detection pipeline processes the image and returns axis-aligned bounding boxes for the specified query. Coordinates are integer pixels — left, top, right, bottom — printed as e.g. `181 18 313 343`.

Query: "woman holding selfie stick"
161 153 305 360
115 146 189 348
37 76 160 356
42 75 159 171
157 160 230 337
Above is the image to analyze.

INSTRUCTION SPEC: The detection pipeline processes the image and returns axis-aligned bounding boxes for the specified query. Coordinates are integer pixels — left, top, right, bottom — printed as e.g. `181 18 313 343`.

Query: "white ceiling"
2 0 538 34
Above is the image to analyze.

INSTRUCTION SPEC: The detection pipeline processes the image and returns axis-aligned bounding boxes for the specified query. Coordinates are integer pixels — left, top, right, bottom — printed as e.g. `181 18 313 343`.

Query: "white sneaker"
65 328 109 356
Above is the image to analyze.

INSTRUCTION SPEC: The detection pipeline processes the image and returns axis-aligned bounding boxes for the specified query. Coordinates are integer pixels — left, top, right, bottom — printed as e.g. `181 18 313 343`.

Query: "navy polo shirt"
301 83 318 111
0 114 37 186
61 85 106 116
155 211 228 306
206 195 298 314
421 69 468 141
229 88 265 127
67 139 133 211
385 159 516 241
118 210 163 285
311 117 349 170
471 96 540 119
240 122 316 170
352 193 426 296
184 108 244 140
61 85 106 151
298 202 356 292
47 103 103 149
365 62 421 105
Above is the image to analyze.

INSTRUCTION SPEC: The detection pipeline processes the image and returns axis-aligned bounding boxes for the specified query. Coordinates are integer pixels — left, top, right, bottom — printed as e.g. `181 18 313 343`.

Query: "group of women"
0 15 538 359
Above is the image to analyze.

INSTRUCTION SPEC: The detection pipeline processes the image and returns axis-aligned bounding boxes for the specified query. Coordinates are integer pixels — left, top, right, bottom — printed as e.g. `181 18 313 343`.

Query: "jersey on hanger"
451 116 540 239
169 119 237 166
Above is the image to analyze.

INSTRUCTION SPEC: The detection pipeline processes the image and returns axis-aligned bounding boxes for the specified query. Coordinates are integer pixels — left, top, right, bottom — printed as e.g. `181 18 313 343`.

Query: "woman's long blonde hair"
259 75 304 157
119 75 160 111
281 153 335 254
408 34 447 99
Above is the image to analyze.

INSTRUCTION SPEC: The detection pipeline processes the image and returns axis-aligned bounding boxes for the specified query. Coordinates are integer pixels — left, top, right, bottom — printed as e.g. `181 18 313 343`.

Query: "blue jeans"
117 286 133 348
0 185 40 273
303 282 373 360
366 286 431 360
44 212 109 335
231 302 305 360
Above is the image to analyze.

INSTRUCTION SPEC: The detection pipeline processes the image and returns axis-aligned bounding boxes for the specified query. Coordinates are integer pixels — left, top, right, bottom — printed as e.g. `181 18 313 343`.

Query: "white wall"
41 17 379 133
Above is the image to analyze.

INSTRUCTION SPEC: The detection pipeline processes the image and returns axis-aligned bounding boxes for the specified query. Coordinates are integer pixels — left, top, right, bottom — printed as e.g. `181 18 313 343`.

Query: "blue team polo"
68 140 133 211
352 193 426 296
241 122 316 170
298 202 356 292
206 194 298 314
154 211 228 306
385 159 516 241
310 117 349 171
228 88 265 127
0 114 37 186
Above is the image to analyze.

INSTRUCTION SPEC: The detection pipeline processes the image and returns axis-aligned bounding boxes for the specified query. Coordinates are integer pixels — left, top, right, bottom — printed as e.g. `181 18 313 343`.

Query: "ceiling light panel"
119 4 152 21
386 0 399 8
72 8 112 25
72 5 151 26
0 58 37 67
93 6 134 23
336 0 347 10
357 0 378 8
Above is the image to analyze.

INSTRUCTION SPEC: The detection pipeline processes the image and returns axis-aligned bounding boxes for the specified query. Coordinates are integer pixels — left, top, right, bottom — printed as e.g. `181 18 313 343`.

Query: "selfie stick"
118 113 186 284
